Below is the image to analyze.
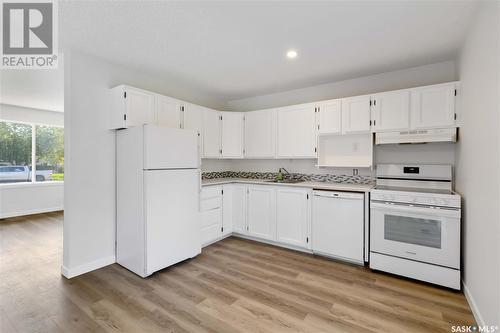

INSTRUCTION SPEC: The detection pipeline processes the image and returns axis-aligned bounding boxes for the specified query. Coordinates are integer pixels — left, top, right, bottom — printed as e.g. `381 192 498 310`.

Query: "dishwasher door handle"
313 192 364 200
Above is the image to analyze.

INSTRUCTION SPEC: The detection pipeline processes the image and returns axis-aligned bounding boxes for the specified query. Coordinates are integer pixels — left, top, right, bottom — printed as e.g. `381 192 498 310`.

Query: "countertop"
201 178 374 192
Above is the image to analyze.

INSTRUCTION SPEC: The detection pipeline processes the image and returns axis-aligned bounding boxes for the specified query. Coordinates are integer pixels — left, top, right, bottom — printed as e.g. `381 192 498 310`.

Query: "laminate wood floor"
0 212 475 333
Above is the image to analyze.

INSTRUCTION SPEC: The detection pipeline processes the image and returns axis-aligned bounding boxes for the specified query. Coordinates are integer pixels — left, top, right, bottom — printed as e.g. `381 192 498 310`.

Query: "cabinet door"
244 109 276 158
247 186 275 240
183 103 204 156
125 87 155 127
223 184 246 235
372 90 410 132
203 109 221 158
276 105 316 158
156 95 182 128
276 188 309 248
341 95 371 134
221 112 244 158
317 99 342 134
411 83 456 129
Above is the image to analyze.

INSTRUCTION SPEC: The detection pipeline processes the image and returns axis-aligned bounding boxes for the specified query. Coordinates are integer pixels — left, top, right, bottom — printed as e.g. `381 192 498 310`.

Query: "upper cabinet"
411 82 456 129
202 109 222 158
244 109 276 158
110 81 459 162
110 85 155 129
183 103 204 157
156 95 182 129
341 95 371 134
183 103 204 134
276 104 316 158
221 112 244 158
317 99 342 135
371 90 410 132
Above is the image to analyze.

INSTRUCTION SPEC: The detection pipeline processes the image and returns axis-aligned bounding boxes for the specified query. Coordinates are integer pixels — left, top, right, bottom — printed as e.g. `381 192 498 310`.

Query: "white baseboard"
232 233 313 254
202 233 232 248
61 255 116 279
0 206 64 219
463 280 485 326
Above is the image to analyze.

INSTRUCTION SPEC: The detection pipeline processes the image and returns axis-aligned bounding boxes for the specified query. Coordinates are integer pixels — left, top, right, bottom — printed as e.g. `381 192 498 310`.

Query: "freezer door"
144 169 201 275
143 124 199 169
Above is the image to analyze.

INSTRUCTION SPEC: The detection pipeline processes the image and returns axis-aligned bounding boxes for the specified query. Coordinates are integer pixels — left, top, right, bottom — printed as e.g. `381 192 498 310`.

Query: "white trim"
0 181 64 189
232 233 313 254
202 233 232 248
61 255 116 279
463 280 485 326
0 207 63 219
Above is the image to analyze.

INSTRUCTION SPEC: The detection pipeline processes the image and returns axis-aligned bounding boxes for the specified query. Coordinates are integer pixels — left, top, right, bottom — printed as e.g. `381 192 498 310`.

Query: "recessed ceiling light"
286 50 298 59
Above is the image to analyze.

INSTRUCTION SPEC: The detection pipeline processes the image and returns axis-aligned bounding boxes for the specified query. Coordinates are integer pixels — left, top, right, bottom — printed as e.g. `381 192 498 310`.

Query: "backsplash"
202 171 374 185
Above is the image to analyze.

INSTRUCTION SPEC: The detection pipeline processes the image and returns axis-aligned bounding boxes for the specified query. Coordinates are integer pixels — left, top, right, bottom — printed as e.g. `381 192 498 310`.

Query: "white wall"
202 142 456 176
0 104 64 219
0 183 64 219
202 61 458 174
226 61 457 111
0 104 64 126
456 2 500 327
62 50 227 278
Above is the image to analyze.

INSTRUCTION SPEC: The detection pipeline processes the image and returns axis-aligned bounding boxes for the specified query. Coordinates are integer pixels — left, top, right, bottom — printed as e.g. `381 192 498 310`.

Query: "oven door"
370 201 460 269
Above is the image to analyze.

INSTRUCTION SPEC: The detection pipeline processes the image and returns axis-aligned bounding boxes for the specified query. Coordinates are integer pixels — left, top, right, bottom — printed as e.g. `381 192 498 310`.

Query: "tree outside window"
0 121 64 184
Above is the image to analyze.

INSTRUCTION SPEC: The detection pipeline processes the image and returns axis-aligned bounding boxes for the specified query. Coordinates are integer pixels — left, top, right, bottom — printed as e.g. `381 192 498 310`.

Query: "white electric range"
369 164 461 290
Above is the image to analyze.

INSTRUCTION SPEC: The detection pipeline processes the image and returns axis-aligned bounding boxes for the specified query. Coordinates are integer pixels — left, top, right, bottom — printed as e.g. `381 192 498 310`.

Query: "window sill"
0 181 64 189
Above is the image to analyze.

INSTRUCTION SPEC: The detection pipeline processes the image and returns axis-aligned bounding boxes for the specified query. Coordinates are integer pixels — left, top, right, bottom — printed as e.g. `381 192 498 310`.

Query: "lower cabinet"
202 184 366 257
200 185 223 245
246 185 276 241
276 188 311 248
222 184 246 235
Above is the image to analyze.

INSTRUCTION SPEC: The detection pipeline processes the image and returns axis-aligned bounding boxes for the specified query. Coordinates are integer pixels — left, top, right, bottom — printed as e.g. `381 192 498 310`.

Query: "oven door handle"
370 201 460 218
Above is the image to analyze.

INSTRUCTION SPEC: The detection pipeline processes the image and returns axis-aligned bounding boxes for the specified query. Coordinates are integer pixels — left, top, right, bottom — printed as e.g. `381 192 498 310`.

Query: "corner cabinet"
183 103 204 157
156 95 183 129
202 109 222 158
221 112 244 158
244 109 276 158
246 185 276 241
222 184 246 235
411 82 457 129
110 85 155 129
341 95 372 134
276 104 317 158
276 188 311 248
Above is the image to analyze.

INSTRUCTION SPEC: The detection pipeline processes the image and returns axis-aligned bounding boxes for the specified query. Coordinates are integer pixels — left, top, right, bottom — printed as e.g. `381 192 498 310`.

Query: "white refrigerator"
116 124 201 277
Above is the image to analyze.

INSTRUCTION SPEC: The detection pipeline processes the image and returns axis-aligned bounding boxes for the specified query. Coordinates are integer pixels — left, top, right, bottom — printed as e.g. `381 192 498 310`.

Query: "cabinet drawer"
201 197 222 211
201 186 222 200
201 208 222 228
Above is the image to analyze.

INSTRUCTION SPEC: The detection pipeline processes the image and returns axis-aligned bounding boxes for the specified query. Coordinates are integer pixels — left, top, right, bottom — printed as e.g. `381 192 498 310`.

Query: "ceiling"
60 1 478 102
0 65 64 112
1 1 479 112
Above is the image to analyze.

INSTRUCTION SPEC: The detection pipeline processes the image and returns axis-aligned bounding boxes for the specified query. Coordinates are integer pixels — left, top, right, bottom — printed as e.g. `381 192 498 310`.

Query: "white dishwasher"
312 190 364 265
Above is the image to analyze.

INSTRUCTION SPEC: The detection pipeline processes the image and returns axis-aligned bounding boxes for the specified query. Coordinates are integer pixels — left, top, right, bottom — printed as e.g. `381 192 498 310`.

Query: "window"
36 125 64 181
0 121 63 184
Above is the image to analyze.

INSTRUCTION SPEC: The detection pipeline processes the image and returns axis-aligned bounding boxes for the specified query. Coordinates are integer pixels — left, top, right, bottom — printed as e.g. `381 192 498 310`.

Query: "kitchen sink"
265 179 305 184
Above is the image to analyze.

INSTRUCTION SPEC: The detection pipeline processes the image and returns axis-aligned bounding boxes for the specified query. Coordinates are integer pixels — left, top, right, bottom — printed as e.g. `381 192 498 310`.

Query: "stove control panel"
370 190 461 208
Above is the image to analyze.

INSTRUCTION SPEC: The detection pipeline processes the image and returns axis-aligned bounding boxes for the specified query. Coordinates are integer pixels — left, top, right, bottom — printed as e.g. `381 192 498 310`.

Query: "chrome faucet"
277 167 290 181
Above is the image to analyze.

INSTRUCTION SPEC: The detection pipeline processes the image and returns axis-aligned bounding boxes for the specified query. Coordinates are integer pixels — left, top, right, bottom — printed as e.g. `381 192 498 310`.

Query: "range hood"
375 128 457 145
